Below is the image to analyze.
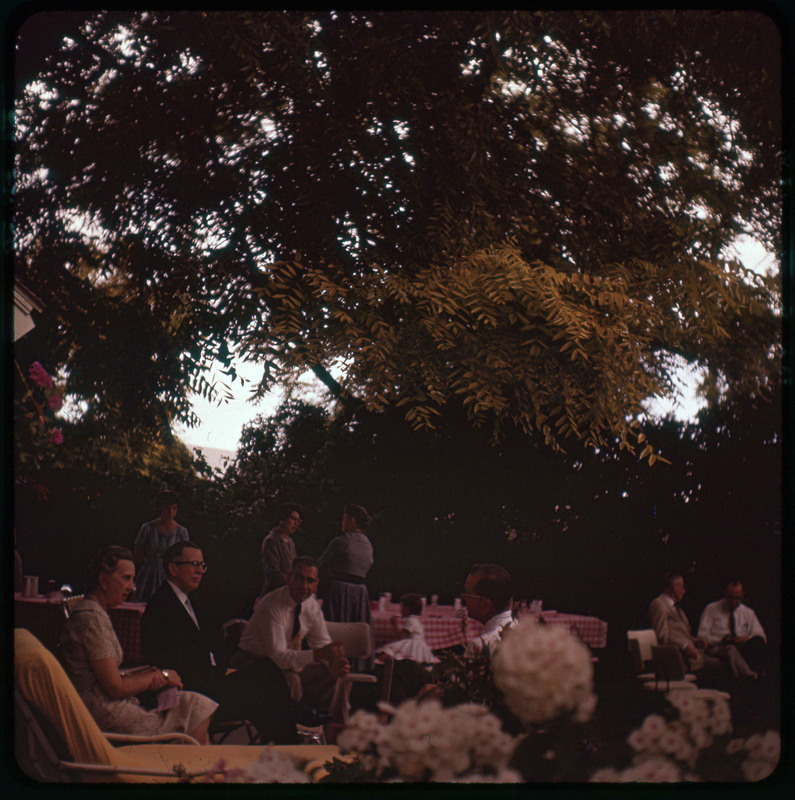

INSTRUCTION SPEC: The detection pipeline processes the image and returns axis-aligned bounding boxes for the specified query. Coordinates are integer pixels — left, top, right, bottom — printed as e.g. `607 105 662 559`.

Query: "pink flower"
29 361 53 389
48 393 63 411
48 429 64 446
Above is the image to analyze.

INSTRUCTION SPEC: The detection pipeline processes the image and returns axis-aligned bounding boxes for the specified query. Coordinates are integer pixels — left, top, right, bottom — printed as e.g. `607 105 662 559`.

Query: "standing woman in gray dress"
318 504 374 667
59 545 217 742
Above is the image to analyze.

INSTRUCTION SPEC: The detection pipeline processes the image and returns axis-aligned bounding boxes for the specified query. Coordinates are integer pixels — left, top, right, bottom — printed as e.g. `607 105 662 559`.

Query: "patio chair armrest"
104 731 201 745
344 672 378 684
58 760 210 779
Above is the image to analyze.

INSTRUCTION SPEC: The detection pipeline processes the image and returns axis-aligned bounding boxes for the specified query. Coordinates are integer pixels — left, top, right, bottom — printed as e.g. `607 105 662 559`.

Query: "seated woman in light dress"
377 593 437 665
59 545 217 743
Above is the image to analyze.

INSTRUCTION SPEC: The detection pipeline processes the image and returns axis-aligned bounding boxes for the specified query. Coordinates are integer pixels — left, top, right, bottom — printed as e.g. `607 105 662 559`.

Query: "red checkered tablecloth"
535 611 608 649
108 601 147 665
371 607 483 651
370 604 607 651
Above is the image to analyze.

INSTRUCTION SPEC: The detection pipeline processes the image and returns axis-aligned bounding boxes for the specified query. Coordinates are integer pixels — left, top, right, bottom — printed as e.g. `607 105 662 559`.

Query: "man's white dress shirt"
237 585 331 672
697 601 766 646
465 609 517 657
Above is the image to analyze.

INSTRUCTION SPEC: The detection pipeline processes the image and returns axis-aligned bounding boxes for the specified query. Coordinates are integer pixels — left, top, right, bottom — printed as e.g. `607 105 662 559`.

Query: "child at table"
377 593 437 664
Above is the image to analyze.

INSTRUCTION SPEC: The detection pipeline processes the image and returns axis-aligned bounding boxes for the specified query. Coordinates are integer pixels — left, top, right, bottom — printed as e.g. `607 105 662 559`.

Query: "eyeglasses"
173 561 207 571
461 593 485 602
291 575 319 585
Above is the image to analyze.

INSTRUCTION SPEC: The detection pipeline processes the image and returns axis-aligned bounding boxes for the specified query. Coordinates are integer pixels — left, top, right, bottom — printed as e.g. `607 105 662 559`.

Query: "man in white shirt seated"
461 563 517 657
698 581 768 678
231 556 350 711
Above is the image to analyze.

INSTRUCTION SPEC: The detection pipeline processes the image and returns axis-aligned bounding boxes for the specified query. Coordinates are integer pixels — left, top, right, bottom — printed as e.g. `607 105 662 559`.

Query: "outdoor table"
371 603 481 652
538 610 608 649
369 602 607 651
14 593 147 666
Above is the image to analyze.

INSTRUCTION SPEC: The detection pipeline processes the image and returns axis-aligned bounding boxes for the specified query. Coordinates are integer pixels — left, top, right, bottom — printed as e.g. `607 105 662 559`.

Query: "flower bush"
28 361 54 390
15 359 65 476
325 620 779 784
429 644 505 711
491 617 597 725
330 700 521 782
740 731 781 782
199 750 310 783
590 692 780 783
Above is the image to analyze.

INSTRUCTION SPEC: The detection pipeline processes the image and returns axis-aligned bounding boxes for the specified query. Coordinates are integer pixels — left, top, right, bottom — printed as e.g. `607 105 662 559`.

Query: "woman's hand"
147 667 167 691
91 659 173 699
163 668 183 688
150 667 183 690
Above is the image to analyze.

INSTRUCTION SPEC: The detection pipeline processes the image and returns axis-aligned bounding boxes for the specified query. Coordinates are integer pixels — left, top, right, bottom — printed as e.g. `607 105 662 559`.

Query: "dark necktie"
292 603 302 638
729 608 737 637
674 603 686 622
186 595 216 665
184 596 199 629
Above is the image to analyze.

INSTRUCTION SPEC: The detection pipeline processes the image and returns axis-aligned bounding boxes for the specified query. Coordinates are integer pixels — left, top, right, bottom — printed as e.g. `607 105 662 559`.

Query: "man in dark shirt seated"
140 540 299 744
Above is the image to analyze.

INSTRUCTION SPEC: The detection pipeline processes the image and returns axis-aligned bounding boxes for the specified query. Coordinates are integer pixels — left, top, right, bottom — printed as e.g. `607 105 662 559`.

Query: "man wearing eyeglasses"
232 556 350 712
141 540 300 743
462 563 518 657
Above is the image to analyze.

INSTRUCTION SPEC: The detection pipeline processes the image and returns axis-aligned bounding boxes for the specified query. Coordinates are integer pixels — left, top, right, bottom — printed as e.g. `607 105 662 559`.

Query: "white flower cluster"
736 731 780 782
443 768 523 783
590 754 682 783
243 749 311 783
202 750 310 783
335 708 383 773
490 618 597 724
590 692 733 782
336 700 520 782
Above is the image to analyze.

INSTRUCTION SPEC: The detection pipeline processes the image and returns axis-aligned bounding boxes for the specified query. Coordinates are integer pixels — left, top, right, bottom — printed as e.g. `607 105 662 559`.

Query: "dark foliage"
12 10 781 456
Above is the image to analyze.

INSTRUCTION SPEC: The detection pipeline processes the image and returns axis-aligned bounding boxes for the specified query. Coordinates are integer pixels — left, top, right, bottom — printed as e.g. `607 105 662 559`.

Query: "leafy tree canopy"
14 10 781 459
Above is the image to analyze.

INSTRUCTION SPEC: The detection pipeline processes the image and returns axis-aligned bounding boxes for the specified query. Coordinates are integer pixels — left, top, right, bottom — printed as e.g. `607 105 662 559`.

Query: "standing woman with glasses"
133 489 189 602
59 545 217 742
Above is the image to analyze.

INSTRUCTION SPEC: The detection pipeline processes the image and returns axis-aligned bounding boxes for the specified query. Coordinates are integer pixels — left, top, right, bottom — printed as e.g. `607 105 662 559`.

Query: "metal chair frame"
15 686 202 782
